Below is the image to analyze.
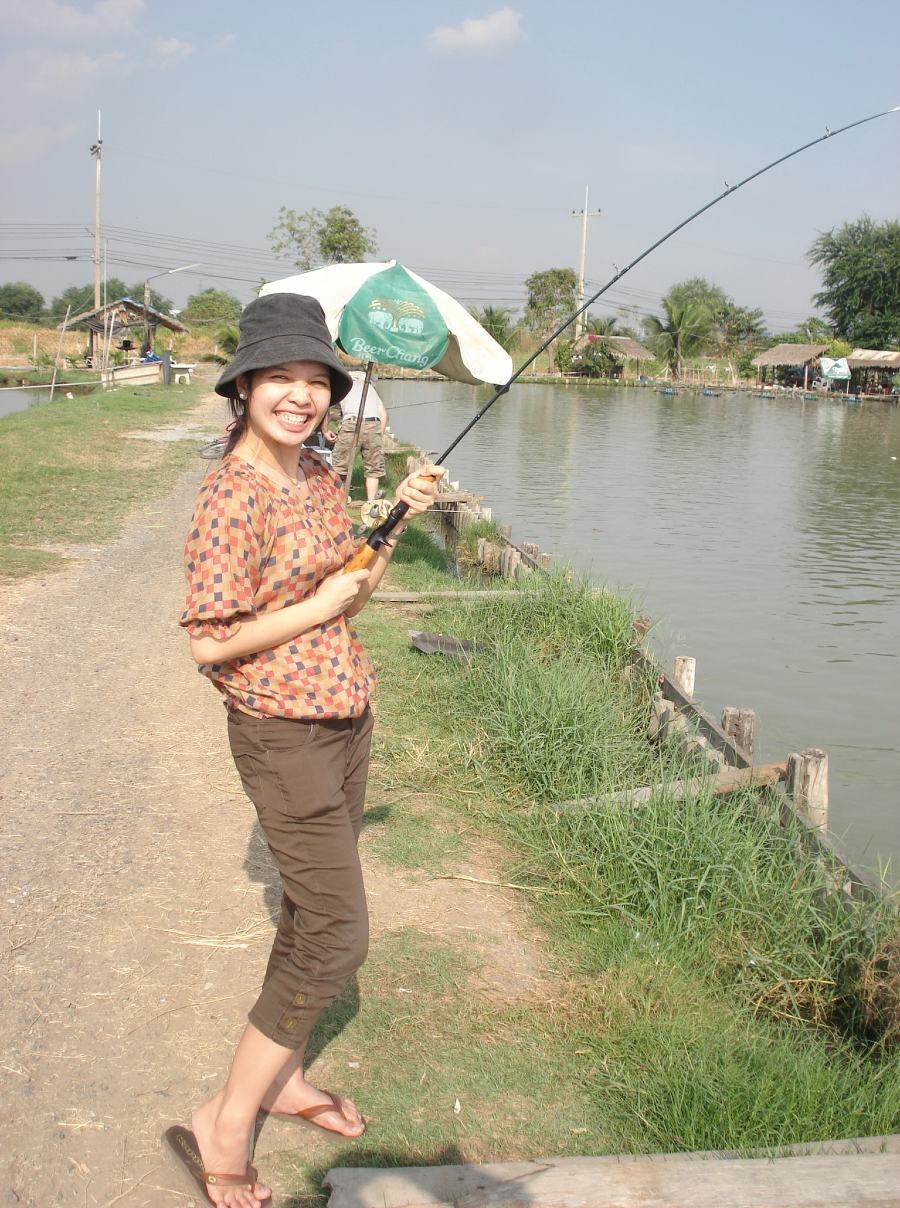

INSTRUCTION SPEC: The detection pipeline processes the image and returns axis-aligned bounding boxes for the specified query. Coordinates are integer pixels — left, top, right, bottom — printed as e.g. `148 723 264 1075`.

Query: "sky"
2 0 898 332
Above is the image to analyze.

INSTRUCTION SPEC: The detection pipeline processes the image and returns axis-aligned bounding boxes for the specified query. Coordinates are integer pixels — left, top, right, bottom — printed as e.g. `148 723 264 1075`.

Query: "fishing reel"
359 497 394 525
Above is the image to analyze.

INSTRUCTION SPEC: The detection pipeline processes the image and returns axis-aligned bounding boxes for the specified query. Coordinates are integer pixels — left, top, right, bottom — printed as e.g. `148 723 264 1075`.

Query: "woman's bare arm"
189 570 370 664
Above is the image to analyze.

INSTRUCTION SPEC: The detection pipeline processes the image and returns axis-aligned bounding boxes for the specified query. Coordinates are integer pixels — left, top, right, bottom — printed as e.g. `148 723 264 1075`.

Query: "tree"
182 288 242 325
270 204 377 270
644 298 713 377
469 305 519 351
666 276 729 317
717 300 766 380
217 325 240 357
809 216 900 347
524 268 578 370
0 281 45 322
573 338 619 378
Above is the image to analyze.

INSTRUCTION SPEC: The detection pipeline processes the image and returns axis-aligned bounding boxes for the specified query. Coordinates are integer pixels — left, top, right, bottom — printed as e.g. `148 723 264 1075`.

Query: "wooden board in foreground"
326 1143 900 1208
557 762 787 810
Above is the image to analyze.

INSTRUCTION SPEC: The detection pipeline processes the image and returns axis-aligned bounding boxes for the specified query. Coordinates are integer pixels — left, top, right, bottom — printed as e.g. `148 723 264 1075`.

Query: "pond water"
0 385 65 421
384 379 900 877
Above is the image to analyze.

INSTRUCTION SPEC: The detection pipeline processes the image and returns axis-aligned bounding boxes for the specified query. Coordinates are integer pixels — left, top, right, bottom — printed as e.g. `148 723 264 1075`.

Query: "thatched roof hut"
751 343 827 368
847 348 900 369
62 296 188 337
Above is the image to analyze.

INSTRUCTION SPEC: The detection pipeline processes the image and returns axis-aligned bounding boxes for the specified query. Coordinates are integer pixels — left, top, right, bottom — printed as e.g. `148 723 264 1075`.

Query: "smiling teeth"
278 413 307 426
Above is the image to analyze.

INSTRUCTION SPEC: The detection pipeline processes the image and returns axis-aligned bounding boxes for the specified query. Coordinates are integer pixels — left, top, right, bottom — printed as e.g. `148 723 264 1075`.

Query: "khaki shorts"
333 419 385 480
227 706 374 1049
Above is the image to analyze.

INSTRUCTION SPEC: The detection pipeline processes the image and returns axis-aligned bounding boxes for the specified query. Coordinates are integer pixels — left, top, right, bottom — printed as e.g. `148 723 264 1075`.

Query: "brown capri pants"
332 419 385 480
227 706 374 1049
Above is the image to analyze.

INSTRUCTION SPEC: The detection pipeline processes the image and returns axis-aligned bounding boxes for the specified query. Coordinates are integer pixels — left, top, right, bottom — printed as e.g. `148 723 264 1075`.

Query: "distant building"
61 296 188 367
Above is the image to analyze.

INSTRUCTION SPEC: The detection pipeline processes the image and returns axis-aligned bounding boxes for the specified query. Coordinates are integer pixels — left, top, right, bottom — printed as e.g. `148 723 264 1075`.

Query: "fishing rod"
344 104 899 573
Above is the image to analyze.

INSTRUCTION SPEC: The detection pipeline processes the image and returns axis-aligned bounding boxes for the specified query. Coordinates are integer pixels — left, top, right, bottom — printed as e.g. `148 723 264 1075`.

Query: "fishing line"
349 104 900 561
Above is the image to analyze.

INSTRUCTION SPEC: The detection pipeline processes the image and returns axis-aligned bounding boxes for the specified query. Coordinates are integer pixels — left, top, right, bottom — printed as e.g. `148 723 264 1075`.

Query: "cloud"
427 7 522 53
0 119 78 161
20 48 127 97
3 0 144 38
215 32 236 50
154 37 193 63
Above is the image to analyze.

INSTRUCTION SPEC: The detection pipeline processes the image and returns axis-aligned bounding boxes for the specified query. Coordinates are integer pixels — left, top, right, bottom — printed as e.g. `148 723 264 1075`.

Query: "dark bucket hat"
215 293 353 404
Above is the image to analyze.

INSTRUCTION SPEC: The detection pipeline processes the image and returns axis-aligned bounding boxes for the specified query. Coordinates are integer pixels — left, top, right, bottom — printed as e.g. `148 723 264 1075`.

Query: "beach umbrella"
260 261 514 491
260 260 512 385
820 355 853 395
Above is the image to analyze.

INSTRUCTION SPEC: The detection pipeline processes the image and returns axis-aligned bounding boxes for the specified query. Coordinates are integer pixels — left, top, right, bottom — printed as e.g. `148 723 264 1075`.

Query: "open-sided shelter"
60 296 188 367
847 348 900 395
751 343 828 389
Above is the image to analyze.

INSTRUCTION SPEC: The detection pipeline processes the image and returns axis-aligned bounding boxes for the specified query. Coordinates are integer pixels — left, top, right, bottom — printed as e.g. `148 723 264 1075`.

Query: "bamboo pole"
48 305 71 402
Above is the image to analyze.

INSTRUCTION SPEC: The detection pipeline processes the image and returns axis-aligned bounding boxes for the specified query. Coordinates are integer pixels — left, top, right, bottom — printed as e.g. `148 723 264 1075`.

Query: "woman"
165 293 441 1207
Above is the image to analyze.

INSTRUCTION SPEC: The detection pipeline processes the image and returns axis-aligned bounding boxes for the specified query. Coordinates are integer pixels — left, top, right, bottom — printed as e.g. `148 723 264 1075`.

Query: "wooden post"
499 524 512 541
481 507 492 522
721 707 757 759
672 656 696 698
540 552 552 571
786 748 829 831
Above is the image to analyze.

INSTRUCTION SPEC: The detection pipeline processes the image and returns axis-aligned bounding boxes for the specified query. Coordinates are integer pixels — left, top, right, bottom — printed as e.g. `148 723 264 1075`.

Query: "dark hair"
223 395 248 456
221 367 252 455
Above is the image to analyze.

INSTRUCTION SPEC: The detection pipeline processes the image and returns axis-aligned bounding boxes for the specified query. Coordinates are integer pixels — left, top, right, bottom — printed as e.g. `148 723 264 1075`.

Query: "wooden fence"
402 454 891 910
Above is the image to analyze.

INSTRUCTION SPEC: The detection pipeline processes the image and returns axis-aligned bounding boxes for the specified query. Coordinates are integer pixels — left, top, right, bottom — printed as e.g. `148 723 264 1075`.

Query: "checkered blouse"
181 453 374 720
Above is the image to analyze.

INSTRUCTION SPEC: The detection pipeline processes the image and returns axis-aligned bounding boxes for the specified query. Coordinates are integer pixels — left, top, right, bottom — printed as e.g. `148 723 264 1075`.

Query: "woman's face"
238 361 332 449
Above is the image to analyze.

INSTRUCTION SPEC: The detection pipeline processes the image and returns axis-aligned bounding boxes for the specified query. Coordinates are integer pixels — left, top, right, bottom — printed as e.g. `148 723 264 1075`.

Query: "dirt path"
0 393 545 1206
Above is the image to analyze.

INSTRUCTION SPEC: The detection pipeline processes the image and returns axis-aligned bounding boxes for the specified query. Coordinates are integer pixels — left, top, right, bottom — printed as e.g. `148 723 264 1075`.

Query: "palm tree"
217 324 240 357
644 300 713 378
469 305 519 352
583 314 621 336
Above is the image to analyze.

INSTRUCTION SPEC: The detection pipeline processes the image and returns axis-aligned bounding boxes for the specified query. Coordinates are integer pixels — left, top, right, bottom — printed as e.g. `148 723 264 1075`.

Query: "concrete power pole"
572 187 601 341
90 111 102 310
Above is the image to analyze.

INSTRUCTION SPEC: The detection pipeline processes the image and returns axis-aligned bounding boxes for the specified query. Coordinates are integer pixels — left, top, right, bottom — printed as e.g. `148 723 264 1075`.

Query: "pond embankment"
0 386 896 1205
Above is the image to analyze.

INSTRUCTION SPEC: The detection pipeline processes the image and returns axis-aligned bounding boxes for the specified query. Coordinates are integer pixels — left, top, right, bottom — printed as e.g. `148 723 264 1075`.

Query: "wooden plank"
455 1153 900 1208
557 762 786 810
645 656 752 769
325 1141 900 1208
777 797 887 904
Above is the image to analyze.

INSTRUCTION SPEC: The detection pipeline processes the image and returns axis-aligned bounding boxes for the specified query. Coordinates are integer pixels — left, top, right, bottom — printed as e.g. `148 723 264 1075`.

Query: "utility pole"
572 186 601 341
90 111 102 311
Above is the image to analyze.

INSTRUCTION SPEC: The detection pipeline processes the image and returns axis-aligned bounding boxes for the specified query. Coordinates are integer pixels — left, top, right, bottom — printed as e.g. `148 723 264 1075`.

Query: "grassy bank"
267 457 898 1197
0 378 213 580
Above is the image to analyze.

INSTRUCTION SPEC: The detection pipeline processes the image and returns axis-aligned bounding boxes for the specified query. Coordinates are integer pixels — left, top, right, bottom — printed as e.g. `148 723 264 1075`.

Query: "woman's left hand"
394 464 445 517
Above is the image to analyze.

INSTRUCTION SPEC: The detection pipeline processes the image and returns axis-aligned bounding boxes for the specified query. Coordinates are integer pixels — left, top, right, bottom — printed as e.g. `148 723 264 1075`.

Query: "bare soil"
0 393 545 1206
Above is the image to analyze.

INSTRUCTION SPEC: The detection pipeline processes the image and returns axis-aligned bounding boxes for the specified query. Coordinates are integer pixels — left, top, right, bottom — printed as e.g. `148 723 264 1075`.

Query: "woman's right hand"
313 569 370 622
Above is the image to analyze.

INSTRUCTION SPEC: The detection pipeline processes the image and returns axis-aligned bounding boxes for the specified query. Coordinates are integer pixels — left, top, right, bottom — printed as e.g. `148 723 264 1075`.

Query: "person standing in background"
327 369 388 502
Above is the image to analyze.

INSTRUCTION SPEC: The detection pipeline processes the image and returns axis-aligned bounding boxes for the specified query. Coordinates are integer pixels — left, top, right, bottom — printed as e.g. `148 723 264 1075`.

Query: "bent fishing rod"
344 104 899 574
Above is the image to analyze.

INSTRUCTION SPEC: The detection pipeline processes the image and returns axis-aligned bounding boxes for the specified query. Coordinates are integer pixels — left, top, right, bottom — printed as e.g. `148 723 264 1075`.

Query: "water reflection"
386 381 900 874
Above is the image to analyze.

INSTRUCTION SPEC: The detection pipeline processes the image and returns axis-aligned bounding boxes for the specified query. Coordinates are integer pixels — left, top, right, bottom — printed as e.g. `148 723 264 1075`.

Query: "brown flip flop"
268 1090 367 1137
163 1125 263 1204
